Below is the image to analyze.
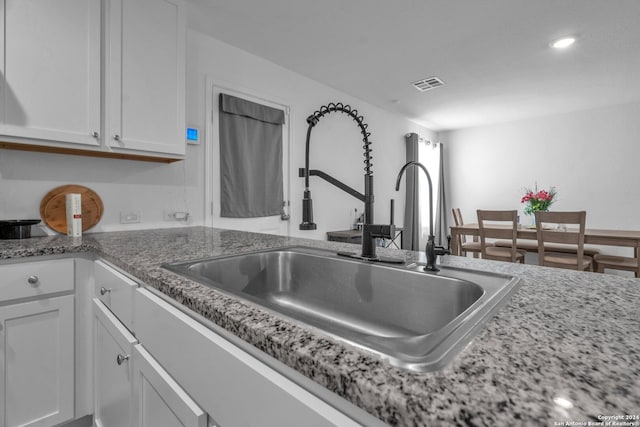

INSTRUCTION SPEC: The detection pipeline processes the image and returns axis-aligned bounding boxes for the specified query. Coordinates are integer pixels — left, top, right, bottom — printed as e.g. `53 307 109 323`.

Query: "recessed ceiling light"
551 37 576 49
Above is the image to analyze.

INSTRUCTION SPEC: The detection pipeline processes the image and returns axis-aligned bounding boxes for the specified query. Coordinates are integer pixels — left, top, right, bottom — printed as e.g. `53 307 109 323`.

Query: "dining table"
449 223 640 256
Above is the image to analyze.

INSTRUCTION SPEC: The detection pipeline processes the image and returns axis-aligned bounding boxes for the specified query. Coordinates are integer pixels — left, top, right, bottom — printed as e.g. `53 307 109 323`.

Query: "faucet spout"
395 161 434 237
395 161 450 271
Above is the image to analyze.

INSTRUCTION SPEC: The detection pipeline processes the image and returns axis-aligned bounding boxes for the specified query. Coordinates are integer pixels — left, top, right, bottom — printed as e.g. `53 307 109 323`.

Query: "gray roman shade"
219 93 285 218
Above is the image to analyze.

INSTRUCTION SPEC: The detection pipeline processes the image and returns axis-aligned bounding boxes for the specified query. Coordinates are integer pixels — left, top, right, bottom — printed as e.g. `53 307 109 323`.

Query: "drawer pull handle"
116 354 129 365
27 275 39 286
100 287 112 296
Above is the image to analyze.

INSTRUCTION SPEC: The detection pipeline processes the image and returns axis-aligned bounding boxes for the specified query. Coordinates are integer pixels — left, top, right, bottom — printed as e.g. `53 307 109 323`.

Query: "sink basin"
163 246 521 372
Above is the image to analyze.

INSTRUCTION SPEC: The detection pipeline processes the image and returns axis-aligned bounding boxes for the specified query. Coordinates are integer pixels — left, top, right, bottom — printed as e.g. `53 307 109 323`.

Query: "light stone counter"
1 227 638 426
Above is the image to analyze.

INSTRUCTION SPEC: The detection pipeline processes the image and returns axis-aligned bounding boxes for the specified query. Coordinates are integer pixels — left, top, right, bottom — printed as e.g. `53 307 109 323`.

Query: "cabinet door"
93 299 137 427
106 0 186 156
0 295 74 427
0 0 101 146
132 344 206 427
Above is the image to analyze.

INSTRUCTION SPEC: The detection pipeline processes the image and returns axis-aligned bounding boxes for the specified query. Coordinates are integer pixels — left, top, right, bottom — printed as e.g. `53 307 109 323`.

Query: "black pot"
0 219 41 239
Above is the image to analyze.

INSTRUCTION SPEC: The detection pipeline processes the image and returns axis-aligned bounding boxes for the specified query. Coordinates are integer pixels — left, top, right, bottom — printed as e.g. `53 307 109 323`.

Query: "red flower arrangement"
521 185 557 216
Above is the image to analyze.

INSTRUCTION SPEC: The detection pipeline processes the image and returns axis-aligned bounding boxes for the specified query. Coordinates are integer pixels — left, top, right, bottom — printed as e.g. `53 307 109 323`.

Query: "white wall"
441 100 640 241
0 144 202 234
0 27 432 239
187 30 433 240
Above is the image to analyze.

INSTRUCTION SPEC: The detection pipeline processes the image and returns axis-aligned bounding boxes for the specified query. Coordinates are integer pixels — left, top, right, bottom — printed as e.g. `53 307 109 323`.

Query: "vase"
527 209 548 228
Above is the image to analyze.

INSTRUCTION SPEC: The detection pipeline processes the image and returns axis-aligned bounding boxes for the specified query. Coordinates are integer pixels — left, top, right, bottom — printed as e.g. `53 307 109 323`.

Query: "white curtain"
434 145 448 247
418 139 441 248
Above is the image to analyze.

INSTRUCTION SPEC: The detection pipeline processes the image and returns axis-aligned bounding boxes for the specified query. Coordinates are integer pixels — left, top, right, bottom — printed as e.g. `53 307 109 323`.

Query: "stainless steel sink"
163 246 521 372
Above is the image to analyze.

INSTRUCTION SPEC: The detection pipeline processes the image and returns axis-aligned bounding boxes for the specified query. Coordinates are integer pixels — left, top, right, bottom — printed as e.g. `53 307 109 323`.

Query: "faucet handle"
435 235 452 256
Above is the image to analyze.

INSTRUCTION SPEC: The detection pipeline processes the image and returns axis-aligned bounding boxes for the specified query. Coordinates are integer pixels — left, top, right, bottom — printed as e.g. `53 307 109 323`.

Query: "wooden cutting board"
40 185 104 234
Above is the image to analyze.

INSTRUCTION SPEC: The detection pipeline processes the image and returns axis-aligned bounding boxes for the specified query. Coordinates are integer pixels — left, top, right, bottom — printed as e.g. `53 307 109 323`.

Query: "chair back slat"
452 208 463 227
451 208 464 250
477 210 519 261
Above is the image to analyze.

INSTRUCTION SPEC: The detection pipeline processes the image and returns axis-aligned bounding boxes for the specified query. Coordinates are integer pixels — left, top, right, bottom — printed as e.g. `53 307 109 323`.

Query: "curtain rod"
405 132 443 147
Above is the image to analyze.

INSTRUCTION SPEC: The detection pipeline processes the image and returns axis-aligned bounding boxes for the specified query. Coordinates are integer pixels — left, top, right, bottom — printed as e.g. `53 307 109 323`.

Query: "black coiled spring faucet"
299 102 400 263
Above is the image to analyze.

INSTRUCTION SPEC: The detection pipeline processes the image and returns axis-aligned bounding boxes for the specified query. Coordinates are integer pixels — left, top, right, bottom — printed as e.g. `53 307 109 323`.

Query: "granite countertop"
1 226 639 426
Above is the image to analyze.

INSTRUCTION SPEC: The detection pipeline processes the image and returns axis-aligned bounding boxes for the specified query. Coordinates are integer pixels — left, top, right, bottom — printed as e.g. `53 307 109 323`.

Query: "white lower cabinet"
0 295 74 427
93 298 136 427
1 257 374 427
0 258 76 427
93 274 207 427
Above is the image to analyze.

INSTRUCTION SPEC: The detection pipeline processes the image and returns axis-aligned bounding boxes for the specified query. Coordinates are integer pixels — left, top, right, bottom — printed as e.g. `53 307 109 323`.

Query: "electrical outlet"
163 210 190 221
120 211 141 224
174 212 189 220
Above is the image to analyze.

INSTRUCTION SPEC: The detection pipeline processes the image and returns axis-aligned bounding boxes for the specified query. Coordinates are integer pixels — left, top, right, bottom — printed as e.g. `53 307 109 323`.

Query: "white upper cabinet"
106 0 186 157
0 0 186 161
0 0 101 146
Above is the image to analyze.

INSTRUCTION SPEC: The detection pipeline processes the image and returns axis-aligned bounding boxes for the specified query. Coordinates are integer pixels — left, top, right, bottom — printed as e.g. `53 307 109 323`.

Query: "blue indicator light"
186 128 199 141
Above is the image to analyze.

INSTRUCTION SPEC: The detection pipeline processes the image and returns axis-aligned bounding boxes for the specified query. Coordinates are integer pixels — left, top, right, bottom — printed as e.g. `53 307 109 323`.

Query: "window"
418 140 441 246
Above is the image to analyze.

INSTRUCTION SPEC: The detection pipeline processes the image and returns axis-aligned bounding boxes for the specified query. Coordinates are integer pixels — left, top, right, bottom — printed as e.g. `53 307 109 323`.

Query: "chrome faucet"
299 102 401 263
395 161 450 271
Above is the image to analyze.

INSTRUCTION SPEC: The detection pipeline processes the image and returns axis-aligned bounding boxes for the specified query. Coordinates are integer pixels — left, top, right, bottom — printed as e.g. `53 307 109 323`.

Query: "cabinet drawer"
135 289 360 427
0 258 74 302
94 260 138 330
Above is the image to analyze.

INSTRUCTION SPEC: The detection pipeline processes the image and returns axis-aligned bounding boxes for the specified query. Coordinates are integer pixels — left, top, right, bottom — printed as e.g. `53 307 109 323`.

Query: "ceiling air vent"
411 76 445 92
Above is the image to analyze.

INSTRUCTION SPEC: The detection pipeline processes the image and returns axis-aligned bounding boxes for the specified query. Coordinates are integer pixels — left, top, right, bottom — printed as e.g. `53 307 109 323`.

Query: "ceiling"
186 0 640 131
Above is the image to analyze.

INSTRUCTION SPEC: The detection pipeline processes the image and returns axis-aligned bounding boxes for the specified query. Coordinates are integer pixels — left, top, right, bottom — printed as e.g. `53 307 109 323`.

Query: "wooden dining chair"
452 208 490 258
593 243 640 278
534 211 593 271
477 210 526 263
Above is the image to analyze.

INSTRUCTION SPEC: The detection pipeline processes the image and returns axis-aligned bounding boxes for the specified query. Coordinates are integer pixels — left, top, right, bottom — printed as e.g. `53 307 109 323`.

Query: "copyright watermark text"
553 415 640 427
